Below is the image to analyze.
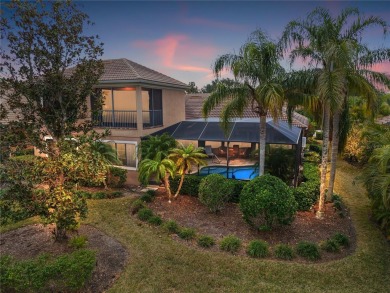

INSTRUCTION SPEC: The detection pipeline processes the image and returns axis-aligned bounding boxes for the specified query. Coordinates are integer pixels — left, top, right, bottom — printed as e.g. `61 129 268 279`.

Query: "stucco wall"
92 87 186 141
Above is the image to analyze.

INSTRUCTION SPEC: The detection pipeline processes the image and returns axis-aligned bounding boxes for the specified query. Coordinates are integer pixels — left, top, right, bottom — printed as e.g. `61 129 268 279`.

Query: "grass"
2 160 390 292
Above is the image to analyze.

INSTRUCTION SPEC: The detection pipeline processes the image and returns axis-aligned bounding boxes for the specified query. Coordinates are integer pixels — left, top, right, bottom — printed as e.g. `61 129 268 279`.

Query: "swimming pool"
199 165 258 180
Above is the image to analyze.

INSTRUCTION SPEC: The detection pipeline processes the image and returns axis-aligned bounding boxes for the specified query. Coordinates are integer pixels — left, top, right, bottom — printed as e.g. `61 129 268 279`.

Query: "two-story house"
90 58 188 172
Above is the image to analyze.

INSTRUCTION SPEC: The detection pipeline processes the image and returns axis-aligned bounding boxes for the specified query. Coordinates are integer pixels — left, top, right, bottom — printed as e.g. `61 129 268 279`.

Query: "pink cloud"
132 34 216 74
370 62 390 74
181 17 247 32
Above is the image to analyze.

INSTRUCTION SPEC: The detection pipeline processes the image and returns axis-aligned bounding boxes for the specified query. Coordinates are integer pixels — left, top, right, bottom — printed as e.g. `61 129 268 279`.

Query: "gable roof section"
98 58 188 89
185 94 309 128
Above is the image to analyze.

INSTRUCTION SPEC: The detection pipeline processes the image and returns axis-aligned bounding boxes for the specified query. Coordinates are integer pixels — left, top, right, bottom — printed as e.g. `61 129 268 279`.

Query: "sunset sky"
5 1 390 88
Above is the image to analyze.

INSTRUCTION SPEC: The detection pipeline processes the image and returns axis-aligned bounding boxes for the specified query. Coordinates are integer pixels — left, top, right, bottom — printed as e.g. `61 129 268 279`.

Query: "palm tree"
281 7 389 218
138 152 176 202
90 141 121 165
168 143 207 197
138 133 177 160
203 29 285 176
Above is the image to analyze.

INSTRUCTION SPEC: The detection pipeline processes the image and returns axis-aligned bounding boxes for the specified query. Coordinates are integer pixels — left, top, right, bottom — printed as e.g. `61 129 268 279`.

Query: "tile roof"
98 58 188 89
185 94 309 128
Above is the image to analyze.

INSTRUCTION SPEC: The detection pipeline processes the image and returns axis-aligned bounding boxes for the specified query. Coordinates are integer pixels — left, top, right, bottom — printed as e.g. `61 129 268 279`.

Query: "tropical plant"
361 124 390 236
168 143 207 197
203 29 286 176
139 134 177 160
138 152 176 202
90 141 121 165
281 7 389 218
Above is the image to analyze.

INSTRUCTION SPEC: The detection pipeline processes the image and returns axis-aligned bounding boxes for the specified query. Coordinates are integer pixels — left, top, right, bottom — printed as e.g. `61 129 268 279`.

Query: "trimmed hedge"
169 175 202 196
292 162 320 211
169 174 246 202
240 174 298 230
198 174 232 213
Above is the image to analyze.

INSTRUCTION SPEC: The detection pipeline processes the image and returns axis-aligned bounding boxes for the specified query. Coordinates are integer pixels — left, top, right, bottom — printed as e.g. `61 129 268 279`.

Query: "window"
93 88 137 128
106 141 137 168
142 88 163 128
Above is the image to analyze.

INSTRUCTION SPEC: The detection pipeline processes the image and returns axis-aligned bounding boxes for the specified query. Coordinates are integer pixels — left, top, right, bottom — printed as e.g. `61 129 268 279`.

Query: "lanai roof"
185 94 309 128
145 118 302 145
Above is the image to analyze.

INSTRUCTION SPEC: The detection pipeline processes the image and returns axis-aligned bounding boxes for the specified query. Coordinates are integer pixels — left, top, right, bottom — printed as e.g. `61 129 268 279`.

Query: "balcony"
143 110 163 128
93 110 137 128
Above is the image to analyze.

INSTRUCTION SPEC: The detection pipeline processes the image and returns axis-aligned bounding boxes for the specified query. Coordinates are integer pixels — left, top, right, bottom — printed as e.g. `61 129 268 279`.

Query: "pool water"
199 165 258 180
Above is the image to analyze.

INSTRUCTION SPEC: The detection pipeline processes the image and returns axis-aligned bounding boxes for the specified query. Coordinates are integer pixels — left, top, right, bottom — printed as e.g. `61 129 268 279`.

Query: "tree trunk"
316 101 331 219
54 224 67 241
174 174 185 198
259 115 267 176
164 174 172 203
327 108 340 201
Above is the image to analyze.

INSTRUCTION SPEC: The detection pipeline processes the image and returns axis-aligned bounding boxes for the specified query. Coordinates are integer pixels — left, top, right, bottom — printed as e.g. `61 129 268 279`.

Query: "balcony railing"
143 110 163 128
93 110 137 129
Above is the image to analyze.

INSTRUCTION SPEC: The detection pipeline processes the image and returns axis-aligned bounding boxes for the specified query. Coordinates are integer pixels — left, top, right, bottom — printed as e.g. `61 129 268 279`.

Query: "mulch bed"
0 224 128 293
147 188 356 262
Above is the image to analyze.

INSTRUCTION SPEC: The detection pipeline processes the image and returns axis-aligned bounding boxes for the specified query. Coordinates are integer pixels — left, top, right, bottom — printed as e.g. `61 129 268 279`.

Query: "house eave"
95 79 189 90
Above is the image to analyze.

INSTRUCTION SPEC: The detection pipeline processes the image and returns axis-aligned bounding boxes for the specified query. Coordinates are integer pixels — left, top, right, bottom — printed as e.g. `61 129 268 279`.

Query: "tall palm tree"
203 29 285 176
281 7 389 218
138 152 176 202
168 143 207 197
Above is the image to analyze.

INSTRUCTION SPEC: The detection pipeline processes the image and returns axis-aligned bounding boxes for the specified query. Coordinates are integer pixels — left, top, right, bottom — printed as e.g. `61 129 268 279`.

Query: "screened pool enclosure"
143 118 304 185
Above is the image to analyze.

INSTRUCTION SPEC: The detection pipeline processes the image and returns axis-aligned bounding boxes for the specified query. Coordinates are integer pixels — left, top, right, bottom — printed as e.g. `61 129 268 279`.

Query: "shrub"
131 199 145 214
109 191 123 198
170 175 202 196
293 162 320 211
107 166 127 187
332 233 350 247
178 227 196 240
246 240 269 258
148 215 163 226
0 249 95 292
140 193 153 203
296 242 321 261
274 244 295 260
265 148 295 183
197 235 215 248
162 220 179 233
91 191 107 199
220 235 241 253
227 179 247 203
68 235 88 249
145 189 156 197
309 144 322 155
75 190 93 199
137 207 153 221
314 131 323 140
320 239 340 253
240 174 298 230
198 174 232 213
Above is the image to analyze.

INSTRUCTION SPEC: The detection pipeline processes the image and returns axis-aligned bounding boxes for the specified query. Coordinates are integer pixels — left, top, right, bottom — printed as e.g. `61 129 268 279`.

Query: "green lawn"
2 160 390 292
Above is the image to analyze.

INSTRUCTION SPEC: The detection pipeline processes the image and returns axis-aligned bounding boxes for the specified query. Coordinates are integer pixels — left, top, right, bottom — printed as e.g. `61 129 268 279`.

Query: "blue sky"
5 1 390 87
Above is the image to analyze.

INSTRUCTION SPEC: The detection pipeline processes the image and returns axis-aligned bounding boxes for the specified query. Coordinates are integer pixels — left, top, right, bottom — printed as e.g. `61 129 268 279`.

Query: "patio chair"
205 145 221 163
232 145 239 157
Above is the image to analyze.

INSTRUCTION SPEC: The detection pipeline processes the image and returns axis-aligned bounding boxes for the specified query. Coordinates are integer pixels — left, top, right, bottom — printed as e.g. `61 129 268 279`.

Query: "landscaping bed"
145 188 356 262
0 223 128 292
